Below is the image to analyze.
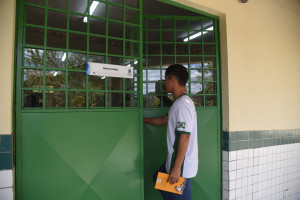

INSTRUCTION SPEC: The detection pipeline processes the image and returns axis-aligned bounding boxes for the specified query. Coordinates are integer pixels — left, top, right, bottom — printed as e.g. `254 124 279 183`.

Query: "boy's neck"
172 87 186 100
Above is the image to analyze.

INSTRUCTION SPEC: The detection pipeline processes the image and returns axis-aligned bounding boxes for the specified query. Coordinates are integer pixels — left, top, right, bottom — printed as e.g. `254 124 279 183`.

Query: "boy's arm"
143 115 168 125
167 134 190 184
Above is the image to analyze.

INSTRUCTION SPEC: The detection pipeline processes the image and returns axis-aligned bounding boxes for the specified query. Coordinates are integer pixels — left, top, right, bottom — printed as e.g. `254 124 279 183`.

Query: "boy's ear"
171 75 177 84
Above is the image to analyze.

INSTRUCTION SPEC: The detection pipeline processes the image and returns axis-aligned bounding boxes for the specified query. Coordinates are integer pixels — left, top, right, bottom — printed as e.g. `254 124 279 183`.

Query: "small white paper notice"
86 62 134 79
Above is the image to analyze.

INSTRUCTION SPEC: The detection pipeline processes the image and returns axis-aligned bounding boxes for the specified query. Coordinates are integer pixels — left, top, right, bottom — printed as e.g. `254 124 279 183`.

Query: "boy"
144 64 198 200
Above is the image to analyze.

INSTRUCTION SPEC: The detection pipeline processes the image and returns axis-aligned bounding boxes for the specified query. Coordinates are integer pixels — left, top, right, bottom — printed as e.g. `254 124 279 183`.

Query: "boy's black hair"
165 64 189 86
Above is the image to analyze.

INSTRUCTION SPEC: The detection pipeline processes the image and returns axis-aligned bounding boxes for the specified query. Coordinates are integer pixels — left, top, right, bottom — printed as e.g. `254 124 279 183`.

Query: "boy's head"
165 64 189 87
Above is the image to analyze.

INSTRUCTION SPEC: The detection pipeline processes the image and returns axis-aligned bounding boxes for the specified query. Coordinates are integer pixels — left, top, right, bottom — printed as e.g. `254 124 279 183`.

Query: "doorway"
142 1 221 200
15 0 221 199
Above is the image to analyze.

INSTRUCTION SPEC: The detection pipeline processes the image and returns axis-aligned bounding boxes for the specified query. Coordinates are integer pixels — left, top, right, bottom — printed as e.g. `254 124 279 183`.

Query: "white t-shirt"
165 95 198 178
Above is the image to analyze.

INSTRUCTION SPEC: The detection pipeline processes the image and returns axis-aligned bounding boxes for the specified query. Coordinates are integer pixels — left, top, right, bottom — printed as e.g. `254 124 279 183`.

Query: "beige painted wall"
174 0 300 131
0 0 16 135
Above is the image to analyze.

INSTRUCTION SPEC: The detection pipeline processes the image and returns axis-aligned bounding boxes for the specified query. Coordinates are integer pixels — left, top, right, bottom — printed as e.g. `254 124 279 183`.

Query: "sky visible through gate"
143 64 208 95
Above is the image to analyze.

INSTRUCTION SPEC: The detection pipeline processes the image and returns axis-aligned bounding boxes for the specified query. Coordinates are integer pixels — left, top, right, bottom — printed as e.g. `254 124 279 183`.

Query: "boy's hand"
167 167 181 184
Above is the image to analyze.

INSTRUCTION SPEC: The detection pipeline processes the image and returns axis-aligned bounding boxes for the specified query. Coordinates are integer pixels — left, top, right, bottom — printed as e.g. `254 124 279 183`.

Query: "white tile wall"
0 170 13 188
223 143 300 200
0 188 13 200
0 170 13 200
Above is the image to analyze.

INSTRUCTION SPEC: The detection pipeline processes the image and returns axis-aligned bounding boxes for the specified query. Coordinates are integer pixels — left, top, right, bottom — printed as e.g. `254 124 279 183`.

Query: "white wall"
174 0 300 131
0 0 16 135
223 144 300 200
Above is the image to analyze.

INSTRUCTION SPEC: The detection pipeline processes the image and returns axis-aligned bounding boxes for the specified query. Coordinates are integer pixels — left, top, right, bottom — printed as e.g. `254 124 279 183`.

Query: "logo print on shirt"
177 122 186 129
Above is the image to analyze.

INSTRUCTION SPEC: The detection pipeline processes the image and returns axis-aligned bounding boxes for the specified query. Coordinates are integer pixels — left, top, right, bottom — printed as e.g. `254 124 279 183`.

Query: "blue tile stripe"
222 129 300 151
0 135 13 170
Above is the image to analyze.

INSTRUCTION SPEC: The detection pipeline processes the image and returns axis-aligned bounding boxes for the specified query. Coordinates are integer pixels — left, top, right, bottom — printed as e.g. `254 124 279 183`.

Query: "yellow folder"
155 172 186 195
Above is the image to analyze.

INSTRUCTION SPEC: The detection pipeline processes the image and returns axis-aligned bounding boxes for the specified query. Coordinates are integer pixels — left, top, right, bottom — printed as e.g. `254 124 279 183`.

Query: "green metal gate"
142 15 221 200
15 0 221 200
16 0 143 199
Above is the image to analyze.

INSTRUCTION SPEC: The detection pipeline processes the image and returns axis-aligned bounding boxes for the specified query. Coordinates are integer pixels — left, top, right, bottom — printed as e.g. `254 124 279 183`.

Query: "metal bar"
144 18 148 108
215 18 221 109
105 0 108 109
138 0 144 194
159 18 163 108
201 19 206 106
20 108 141 113
65 0 70 110
22 87 142 94
16 0 26 196
42 0 48 110
86 0 90 109
123 0 126 109
174 18 177 65
143 15 214 20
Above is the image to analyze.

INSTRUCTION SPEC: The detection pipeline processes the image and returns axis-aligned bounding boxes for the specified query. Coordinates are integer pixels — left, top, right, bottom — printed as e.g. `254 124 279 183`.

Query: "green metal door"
142 16 222 200
16 0 143 199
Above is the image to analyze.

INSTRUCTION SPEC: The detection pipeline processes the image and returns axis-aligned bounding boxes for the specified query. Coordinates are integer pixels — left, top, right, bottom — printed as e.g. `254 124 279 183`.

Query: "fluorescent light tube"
83 17 88 23
183 26 214 42
62 53 66 61
90 1 99 15
183 32 202 42
83 1 99 23
127 60 138 66
101 76 105 79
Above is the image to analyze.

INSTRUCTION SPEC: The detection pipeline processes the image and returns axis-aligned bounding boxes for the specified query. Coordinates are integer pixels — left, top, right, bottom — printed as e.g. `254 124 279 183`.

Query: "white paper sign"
86 62 134 79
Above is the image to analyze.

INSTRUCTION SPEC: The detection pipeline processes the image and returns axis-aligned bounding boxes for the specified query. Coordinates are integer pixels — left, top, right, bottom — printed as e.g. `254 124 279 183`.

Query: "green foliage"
45 91 65 107
23 49 107 108
24 48 43 67
89 92 105 107
46 50 65 68
24 69 43 88
69 92 85 107
68 52 86 69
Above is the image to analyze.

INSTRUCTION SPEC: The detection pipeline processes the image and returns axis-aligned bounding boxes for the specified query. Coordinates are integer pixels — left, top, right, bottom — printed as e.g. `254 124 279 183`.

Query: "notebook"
155 172 186 195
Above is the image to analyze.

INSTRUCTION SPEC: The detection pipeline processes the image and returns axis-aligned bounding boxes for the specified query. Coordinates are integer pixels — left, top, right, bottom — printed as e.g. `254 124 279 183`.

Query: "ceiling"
143 0 203 16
